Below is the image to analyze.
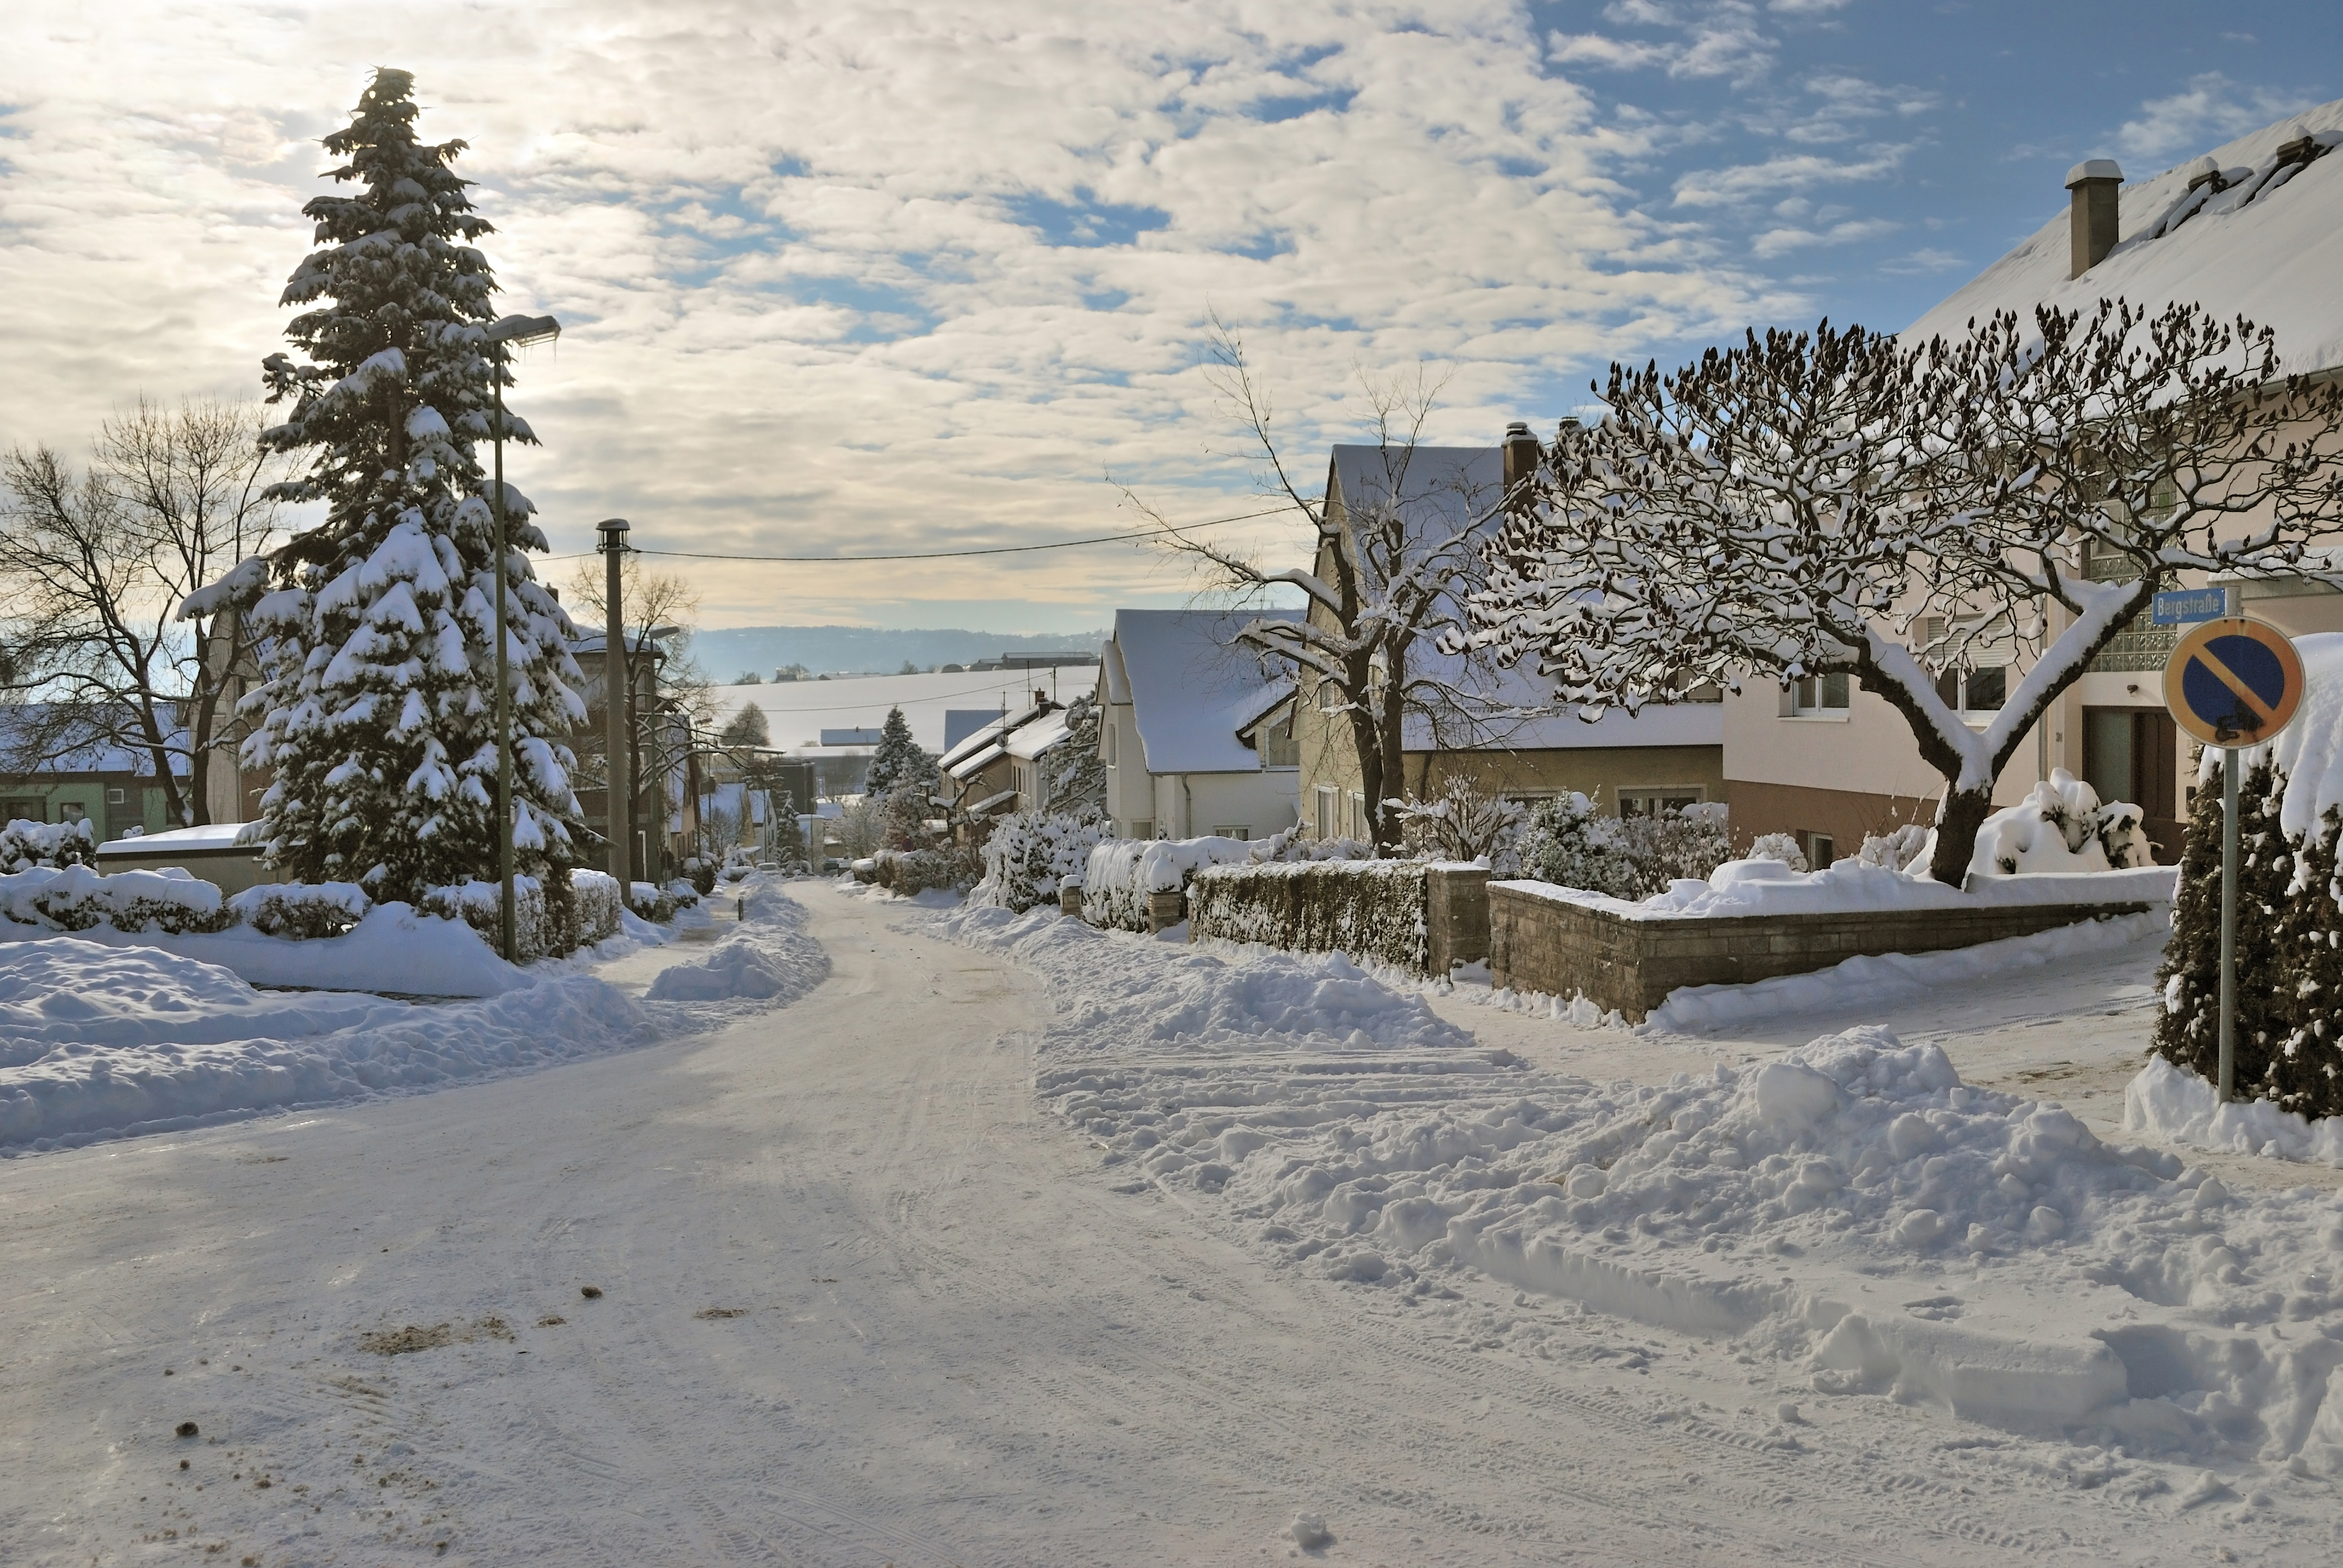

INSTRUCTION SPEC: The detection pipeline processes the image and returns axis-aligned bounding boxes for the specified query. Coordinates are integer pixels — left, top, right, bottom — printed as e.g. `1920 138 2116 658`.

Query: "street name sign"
2151 587 2227 626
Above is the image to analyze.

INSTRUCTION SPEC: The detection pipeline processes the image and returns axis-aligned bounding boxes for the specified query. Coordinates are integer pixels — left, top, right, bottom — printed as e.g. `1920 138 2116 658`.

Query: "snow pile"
950 900 2343 1463
1533 854 2177 921
0 940 648 1151
1964 769 2155 877
0 817 95 874
1647 911 2171 1033
942 903 1469 1056
643 882 827 1008
1 878 827 1151
2126 1055 2343 1167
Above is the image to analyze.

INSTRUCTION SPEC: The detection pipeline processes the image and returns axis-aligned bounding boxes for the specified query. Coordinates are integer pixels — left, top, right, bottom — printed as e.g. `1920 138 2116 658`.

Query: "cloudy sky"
3 2 2336 633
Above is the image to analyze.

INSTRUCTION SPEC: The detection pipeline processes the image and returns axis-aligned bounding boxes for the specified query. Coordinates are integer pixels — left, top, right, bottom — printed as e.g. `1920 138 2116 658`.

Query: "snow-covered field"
7 879 2343 1564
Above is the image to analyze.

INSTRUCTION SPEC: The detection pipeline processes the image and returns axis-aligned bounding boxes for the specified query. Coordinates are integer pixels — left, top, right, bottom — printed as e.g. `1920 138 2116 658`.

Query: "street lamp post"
595 518 632 890
482 312 562 964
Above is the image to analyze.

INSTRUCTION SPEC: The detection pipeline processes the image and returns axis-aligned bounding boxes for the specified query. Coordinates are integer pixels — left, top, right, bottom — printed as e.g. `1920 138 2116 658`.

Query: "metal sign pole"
2218 742 2238 1103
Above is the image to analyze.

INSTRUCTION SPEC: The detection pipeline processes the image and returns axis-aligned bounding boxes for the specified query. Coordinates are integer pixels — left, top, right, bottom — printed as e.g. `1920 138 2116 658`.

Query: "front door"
2085 707 2181 860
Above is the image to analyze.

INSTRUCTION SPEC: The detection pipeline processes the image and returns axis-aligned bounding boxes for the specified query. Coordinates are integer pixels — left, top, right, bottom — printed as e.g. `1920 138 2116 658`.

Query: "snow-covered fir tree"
186 68 586 913
865 706 932 796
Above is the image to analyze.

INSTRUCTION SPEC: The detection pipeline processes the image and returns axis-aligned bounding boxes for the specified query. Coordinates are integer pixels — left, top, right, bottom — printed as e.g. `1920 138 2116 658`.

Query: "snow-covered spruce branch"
1466 304 2343 884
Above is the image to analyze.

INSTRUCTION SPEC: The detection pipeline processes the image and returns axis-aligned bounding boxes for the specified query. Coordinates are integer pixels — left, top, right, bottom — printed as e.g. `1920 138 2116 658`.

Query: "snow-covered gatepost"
1467 302 2343 884
182 68 593 952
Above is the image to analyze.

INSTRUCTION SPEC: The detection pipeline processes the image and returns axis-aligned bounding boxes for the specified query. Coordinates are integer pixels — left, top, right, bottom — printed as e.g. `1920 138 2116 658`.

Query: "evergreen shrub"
1187 859 1430 971
0 818 95 875
972 812 1107 911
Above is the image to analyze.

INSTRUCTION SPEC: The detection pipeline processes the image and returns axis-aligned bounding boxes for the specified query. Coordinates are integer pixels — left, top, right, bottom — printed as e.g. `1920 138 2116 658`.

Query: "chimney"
2064 158 2123 278
1501 420 1541 512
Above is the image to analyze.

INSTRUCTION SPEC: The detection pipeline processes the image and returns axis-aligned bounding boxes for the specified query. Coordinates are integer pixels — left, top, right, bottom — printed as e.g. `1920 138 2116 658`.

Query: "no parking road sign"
2163 614 2309 1107
2164 616 2306 748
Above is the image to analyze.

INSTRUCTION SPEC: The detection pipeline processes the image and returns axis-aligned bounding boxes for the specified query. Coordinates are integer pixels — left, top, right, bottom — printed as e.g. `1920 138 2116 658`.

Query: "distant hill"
690 624 1108 681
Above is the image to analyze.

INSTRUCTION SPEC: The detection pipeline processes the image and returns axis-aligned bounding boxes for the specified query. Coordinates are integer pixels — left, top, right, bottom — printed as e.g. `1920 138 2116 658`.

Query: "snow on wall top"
1907 99 2343 373
1110 608 1301 776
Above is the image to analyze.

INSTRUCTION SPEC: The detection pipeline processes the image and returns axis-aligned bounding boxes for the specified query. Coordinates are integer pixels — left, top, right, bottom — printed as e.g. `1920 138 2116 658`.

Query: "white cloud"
0 1 1788 630
1672 147 1906 205
2112 73 2313 167
1748 216 1897 258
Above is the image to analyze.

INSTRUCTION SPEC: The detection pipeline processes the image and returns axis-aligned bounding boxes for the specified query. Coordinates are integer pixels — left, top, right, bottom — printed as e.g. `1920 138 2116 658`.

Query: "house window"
57 802 87 823
1800 831 1837 870
1933 666 2008 713
1348 791 1367 839
1211 824 1250 841
1317 679 1344 712
1619 789 1702 818
1103 724 1116 766
106 787 126 806
1 799 41 823
1786 674 1849 714
1129 818 1153 840
1314 785 1338 840
1255 707 1299 768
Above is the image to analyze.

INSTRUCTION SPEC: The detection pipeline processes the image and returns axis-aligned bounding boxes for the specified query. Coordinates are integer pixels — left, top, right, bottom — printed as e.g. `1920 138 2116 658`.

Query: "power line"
537 502 1297 564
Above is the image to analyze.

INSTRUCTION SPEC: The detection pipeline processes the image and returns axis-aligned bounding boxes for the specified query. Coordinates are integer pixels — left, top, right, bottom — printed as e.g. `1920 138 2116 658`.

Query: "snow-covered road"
2 884 2333 1564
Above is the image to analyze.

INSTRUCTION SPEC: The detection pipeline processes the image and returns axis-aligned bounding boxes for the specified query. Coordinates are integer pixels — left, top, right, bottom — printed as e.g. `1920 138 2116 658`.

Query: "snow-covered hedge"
1187 858 1430 971
1966 769 2155 876
0 864 230 935
972 812 1107 911
873 843 981 898
1080 831 1372 932
1 864 621 956
0 818 95 875
231 881 370 939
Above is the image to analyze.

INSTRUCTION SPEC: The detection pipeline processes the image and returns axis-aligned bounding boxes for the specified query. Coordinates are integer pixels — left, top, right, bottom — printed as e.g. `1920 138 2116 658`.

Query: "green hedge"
1187 860 1429 972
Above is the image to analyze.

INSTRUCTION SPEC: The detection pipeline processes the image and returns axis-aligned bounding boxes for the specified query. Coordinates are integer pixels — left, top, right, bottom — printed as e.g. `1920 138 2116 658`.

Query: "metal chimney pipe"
2064 158 2123 278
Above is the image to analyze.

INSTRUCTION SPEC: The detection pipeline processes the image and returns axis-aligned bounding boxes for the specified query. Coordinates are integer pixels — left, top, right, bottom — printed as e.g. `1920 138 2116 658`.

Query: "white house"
1100 609 1301 840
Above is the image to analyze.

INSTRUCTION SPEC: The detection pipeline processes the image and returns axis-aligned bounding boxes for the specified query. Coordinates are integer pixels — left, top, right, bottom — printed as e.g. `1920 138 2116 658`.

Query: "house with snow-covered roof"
1100 609 1302 840
1296 439 1724 841
1721 100 2343 868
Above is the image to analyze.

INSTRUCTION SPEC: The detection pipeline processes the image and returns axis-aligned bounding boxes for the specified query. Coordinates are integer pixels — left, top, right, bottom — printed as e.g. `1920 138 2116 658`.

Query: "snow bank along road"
0 885 2334 1564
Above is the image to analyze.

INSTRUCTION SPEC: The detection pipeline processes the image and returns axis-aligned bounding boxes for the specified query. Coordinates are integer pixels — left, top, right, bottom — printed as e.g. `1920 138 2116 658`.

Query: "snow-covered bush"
1188 859 1430 971
0 864 232 935
421 877 549 962
0 818 95 875
565 869 623 949
972 811 1109 911
1967 768 2155 877
1081 835 1262 932
1858 824 1930 872
1745 832 1809 873
231 881 370 939
873 844 980 898
1391 778 1526 871
1517 794 1736 900
626 881 678 923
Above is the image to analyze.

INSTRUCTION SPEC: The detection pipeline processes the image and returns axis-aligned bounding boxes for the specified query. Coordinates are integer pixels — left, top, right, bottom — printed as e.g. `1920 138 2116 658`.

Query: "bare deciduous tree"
1129 320 1524 852
0 397 283 823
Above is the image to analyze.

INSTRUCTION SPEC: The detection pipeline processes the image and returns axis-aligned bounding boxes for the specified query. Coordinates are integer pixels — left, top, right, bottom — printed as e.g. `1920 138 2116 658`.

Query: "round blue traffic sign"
2164 616 2306 747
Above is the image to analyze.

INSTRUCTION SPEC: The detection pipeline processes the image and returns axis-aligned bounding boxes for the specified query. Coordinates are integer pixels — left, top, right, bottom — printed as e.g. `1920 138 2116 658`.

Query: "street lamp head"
595 517 631 552
485 312 563 348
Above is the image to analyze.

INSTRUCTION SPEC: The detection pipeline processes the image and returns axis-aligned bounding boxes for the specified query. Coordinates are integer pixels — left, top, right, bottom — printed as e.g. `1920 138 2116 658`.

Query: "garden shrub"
972 812 1107 911
231 881 370 939
0 818 96 874
1187 858 1430 971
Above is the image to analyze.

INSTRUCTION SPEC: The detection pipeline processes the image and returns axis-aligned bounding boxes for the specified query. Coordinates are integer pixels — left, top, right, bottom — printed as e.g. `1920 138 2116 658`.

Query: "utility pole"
482 312 560 962
597 518 631 889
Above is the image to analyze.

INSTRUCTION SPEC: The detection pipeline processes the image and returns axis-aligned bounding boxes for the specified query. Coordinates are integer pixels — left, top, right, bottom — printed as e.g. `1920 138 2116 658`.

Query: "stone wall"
1489 884 2154 1022
1426 864 1490 976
